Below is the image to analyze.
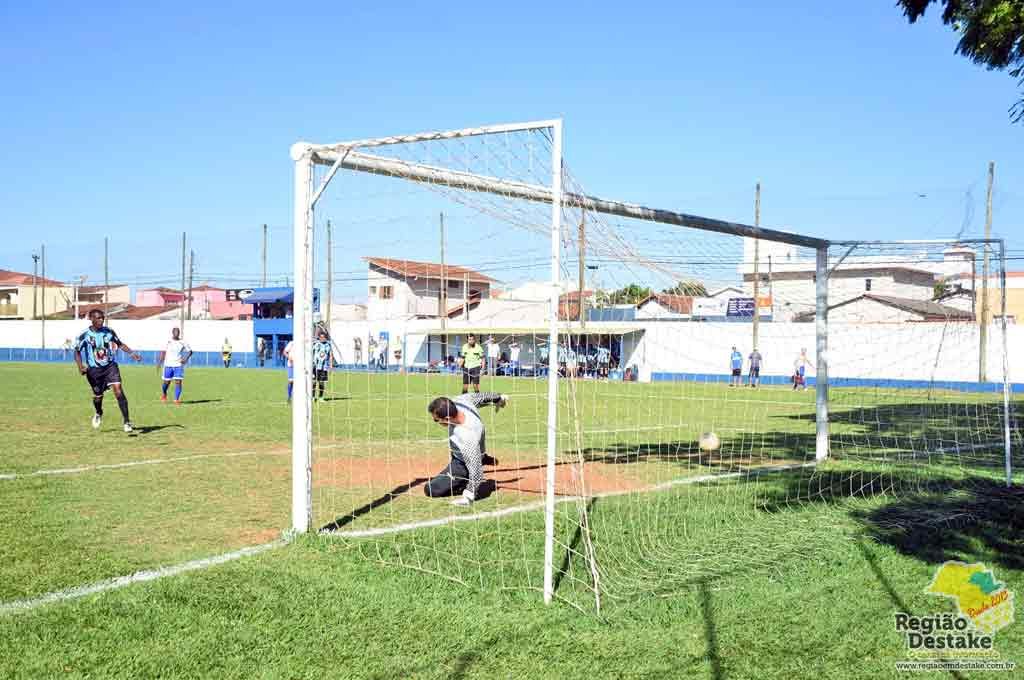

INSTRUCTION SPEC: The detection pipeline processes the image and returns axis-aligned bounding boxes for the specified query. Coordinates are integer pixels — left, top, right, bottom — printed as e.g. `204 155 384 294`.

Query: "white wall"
0 320 254 352
5 316 1020 385
627 321 1023 384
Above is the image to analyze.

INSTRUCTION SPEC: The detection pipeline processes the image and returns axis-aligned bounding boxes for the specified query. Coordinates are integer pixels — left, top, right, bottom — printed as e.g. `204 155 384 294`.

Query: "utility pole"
187 250 195 321
262 223 268 287
102 237 109 317
463 273 469 322
40 244 46 349
980 161 994 382
578 212 586 329
74 275 86 320
31 253 39 320
752 181 761 349
179 232 187 334
768 254 774 320
439 212 447 328
326 220 333 330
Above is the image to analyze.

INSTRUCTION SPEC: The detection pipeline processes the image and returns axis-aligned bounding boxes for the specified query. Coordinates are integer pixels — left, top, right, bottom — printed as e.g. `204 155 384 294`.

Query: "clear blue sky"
1 1 1021 300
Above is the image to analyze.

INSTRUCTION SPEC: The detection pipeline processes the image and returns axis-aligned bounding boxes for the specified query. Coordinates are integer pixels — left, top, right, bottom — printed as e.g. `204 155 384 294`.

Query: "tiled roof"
636 293 693 314
0 269 66 287
364 257 497 284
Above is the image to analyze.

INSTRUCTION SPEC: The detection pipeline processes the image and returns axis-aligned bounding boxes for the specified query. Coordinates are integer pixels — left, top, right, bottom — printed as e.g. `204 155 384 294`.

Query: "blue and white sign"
726 297 756 317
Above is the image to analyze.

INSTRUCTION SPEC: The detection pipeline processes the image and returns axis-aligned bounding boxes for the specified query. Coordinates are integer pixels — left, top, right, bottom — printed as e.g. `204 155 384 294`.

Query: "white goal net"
290 120 1016 611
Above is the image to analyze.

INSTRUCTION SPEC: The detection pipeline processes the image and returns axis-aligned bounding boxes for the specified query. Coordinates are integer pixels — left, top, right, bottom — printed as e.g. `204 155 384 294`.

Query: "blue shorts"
288 366 294 381
163 366 184 380
798 366 806 377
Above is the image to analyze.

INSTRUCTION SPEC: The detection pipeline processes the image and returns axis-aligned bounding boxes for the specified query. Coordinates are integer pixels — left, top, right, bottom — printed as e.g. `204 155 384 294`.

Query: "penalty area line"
0 449 286 481
0 540 287 616
326 461 817 539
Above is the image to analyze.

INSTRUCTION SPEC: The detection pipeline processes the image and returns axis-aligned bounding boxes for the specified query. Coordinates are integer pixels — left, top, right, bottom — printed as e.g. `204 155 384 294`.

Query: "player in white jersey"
283 339 295 402
158 328 192 404
426 392 508 505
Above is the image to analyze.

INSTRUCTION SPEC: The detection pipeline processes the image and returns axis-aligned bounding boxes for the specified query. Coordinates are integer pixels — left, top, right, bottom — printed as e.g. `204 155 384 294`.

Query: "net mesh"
302 123 1016 611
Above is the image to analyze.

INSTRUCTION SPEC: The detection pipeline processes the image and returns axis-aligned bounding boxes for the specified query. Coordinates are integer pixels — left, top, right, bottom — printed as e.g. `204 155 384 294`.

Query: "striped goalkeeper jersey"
448 392 503 497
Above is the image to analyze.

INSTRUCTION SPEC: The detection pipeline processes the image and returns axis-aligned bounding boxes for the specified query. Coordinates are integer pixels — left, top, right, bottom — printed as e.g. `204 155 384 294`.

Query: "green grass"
0 362 1021 678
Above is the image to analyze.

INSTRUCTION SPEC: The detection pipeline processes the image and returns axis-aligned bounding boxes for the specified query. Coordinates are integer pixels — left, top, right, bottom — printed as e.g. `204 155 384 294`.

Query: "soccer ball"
698 432 720 452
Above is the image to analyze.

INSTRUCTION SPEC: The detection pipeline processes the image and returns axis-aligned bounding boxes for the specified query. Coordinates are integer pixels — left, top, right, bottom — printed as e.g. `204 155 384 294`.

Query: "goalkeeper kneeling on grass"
426 392 507 506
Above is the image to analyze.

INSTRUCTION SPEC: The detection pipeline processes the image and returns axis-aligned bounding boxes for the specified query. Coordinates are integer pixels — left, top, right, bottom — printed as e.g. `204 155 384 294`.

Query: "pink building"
135 285 252 320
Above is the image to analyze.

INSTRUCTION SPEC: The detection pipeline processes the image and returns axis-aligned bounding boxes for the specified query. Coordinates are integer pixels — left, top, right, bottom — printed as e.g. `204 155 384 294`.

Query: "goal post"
288 120 1014 610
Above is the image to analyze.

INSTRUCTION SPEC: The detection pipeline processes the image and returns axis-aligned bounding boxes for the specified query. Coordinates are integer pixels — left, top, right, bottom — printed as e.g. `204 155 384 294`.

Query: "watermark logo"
894 561 1016 671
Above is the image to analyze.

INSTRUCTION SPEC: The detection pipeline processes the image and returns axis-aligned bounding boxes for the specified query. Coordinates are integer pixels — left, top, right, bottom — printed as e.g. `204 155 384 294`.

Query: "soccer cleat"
123 422 134 433
160 395 167 402
481 454 499 466
174 399 182 405
91 415 101 429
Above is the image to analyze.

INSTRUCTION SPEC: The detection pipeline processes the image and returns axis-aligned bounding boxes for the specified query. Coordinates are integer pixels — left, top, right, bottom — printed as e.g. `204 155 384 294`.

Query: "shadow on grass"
758 465 1024 572
177 399 223 405
552 498 596 595
700 580 724 680
320 477 429 532
579 399 1017 472
132 424 185 435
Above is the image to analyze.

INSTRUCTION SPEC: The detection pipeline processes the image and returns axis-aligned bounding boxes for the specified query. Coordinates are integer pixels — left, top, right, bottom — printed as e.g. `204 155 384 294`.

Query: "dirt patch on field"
311 451 648 498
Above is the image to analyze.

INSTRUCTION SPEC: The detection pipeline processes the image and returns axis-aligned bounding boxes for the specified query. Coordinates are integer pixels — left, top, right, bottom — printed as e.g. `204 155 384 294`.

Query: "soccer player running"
312 329 332 401
158 327 192 404
729 346 743 387
425 391 508 506
793 348 810 391
74 309 143 432
457 333 485 394
748 347 763 388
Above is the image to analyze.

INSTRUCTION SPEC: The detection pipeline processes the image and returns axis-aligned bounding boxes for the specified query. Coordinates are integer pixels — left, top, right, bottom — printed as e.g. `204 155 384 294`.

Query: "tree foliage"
899 1 1024 122
595 284 652 307
662 280 709 297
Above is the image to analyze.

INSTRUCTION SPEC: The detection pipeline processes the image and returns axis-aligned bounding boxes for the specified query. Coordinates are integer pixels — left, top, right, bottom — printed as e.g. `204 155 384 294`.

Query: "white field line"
0 462 816 614
0 449 287 481
327 461 817 539
0 540 287 616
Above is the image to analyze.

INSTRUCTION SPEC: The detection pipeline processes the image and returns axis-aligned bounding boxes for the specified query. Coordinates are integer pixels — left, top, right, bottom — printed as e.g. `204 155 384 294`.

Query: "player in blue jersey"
74 309 143 432
158 327 192 404
312 329 333 401
729 346 743 387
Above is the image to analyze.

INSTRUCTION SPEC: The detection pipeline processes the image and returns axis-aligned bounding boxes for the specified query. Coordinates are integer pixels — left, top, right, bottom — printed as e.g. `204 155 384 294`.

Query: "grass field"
0 361 1021 678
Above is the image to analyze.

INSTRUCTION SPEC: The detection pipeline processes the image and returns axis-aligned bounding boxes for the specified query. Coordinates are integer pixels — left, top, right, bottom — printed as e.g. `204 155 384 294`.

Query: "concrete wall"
629 320 1022 384
4 317 1021 386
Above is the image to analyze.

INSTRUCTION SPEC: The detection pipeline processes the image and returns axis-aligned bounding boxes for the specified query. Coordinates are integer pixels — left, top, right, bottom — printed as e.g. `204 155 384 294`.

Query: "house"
136 285 252 319
0 269 71 319
738 239 975 321
136 287 186 307
558 290 595 322
943 271 1024 323
794 294 974 323
363 257 497 321
78 284 131 305
47 303 182 321
636 293 693 320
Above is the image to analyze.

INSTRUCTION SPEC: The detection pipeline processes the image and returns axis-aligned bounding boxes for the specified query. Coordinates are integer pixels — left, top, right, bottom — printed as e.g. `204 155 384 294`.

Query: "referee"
457 333 485 394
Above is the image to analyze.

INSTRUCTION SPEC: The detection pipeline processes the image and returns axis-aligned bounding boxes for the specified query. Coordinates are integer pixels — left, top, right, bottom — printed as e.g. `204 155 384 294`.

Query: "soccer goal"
289 119 1016 610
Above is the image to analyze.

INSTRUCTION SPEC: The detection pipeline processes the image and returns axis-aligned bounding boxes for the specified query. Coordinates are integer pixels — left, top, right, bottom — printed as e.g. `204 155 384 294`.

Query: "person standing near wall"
729 346 743 387
748 347 763 388
256 336 266 368
221 338 233 368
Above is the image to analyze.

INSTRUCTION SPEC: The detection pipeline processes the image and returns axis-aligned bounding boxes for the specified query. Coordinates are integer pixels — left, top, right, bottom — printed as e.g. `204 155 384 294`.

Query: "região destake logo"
895 561 1015 662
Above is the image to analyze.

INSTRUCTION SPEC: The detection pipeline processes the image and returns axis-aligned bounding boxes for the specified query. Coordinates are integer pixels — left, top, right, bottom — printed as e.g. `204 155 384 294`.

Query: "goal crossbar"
305 147 827 250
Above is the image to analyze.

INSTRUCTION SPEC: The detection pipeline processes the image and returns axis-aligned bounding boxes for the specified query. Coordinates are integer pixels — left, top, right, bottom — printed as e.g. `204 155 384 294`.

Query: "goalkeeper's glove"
495 394 509 412
451 489 475 507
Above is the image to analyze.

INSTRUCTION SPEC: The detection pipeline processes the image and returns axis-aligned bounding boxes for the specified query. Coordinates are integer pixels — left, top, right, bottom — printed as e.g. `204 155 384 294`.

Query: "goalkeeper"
425 392 507 505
